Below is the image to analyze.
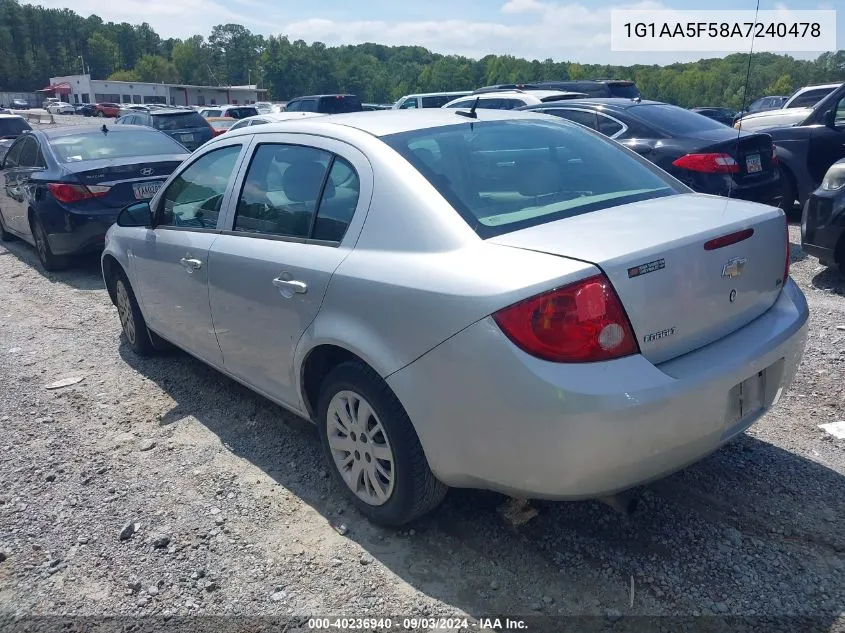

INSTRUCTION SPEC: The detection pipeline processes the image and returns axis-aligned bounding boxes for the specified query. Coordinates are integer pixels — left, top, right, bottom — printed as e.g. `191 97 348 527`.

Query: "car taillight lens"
672 153 740 174
48 183 110 203
492 274 639 363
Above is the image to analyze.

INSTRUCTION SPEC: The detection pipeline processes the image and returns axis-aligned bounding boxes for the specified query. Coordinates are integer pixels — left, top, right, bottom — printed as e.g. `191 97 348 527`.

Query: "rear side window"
0 117 31 137
545 109 597 130
158 145 242 229
628 104 726 134
597 114 624 137
298 100 318 113
48 129 187 163
234 144 359 242
153 112 208 130
383 119 677 239
318 96 363 114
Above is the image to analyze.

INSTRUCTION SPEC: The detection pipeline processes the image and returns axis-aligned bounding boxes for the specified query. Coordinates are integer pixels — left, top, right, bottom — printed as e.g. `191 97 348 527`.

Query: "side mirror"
117 201 153 228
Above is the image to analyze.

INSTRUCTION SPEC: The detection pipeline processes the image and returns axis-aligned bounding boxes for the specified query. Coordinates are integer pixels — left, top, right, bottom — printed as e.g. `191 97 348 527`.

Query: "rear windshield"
0 117 31 138
421 95 459 108
49 129 187 163
383 119 678 239
227 107 259 119
608 83 640 99
628 104 726 134
319 96 363 114
209 120 236 130
153 112 208 130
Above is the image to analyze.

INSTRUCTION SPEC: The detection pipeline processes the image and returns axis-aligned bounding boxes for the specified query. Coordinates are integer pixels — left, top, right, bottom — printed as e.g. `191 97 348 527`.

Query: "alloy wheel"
326 390 395 506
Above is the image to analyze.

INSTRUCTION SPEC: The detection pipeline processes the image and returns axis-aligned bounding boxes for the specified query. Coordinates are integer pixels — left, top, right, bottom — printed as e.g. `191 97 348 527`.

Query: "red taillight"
672 153 740 174
492 274 639 363
48 183 109 203
703 228 754 251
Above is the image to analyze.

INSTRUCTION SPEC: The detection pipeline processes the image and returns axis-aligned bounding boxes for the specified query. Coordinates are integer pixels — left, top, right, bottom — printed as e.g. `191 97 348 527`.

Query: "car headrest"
282 161 334 203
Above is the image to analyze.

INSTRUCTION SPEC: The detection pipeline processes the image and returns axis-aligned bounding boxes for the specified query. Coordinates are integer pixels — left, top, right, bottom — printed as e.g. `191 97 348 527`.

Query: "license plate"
133 181 162 200
726 370 767 427
745 153 762 173
180 134 194 143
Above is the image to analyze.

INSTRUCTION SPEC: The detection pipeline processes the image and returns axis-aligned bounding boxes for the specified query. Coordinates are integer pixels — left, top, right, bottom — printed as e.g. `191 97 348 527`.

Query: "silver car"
101 109 809 526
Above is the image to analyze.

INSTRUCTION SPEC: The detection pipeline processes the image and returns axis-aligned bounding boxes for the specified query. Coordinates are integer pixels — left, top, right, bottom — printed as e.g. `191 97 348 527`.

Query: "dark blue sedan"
0 124 189 271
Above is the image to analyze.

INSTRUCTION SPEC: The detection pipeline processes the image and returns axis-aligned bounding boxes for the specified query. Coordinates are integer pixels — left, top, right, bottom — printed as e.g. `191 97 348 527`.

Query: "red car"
94 103 121 118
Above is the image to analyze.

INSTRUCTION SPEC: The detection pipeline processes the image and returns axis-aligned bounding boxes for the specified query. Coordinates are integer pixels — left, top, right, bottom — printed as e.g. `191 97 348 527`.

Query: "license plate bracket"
133 181 162 200
180 133 194 143
726 370 767 427
745 153 762 173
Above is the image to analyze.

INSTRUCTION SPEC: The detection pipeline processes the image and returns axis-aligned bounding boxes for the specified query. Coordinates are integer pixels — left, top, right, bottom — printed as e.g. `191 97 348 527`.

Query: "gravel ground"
0 200 844 631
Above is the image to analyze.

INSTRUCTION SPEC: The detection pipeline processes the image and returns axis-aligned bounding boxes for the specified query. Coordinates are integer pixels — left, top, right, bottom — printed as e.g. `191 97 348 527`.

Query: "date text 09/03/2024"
306 618 529 630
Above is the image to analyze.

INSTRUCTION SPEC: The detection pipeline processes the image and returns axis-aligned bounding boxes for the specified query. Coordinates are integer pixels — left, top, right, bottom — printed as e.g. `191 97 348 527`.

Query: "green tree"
133 54 179 83
108 69 139 81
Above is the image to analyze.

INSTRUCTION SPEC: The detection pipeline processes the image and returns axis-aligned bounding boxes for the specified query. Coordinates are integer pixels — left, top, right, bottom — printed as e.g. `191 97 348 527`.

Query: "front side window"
16 137 39 168
229 119 251 131
383 119 678 239
157 145 242 229
787 88 833 108
399 98 418 109
444 99 473 109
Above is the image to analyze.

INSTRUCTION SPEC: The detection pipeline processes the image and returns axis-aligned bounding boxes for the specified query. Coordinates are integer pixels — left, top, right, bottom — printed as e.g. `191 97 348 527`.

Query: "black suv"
115 108 213 151
285 94 363 114
474 80 640 99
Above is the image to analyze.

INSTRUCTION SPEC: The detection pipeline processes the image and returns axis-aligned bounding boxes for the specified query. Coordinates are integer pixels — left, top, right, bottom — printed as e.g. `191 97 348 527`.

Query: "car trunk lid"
488 193 787 364
63 155 185 208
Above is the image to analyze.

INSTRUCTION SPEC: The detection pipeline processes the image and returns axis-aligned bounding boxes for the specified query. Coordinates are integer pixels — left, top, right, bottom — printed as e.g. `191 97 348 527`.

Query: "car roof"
206 116 236 121
0 114 25 119
793 83 841 92
402 91 471 98
226 108 551 139
288 94 358 100
521 98 661 110
149 109 194 115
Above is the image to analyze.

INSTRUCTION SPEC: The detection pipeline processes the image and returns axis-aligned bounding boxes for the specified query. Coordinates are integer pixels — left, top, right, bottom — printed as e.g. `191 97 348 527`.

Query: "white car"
227 111 325 132
782 83 841 109
254 101 274 114
734 107 814 131
442 90 588 110
46 102 75 115
393 92 472 109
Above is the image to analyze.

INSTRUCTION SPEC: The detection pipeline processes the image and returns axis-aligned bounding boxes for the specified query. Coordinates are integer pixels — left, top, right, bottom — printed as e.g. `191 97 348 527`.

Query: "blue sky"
30 0 843 64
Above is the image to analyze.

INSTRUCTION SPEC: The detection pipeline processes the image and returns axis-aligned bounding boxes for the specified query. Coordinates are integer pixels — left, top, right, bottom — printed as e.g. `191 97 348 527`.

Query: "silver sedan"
101 109 809 526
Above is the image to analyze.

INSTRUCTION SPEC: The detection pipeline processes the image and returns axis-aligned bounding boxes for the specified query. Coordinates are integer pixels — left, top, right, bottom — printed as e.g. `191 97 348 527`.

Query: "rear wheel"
96 111 104 117
30 216 67 271
318 360 447 526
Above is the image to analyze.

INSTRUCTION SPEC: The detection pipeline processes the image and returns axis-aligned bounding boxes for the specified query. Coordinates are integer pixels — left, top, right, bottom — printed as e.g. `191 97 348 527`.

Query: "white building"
43 75 267 107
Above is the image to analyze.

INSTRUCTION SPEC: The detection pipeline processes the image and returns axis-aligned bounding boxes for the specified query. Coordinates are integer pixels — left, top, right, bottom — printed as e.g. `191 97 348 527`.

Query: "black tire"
778 167 799 215
113 271 156 356
30 215 68 271
0 212 13 242
317 360 447 526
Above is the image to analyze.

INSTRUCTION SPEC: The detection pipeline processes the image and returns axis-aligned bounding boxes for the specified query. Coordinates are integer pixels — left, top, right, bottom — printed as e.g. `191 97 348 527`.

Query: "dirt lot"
0 219 843 631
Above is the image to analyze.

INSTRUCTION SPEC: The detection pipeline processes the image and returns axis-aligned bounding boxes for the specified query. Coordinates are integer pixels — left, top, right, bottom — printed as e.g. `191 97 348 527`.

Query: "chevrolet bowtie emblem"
722 257 747 279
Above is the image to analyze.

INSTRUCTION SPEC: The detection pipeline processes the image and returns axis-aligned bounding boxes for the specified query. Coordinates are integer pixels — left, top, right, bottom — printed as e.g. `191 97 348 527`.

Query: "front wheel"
318 361 447 526
96 111 104 117
114 272 157 356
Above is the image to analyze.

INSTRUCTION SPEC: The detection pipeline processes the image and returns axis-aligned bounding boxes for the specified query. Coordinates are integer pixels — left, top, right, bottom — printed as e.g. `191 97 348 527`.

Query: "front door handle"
180 257 202 271
272 277 307 296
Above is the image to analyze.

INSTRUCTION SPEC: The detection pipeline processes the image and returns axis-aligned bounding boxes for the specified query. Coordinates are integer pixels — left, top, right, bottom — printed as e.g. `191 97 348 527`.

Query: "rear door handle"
180 257 202 271
272 278 307 295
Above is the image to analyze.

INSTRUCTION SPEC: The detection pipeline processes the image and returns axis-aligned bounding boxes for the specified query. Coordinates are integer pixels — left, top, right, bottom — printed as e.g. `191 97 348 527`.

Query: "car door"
207 135 371 407
807 91 845 185
1 136 44 236
0 137 26 236
129 141 247 365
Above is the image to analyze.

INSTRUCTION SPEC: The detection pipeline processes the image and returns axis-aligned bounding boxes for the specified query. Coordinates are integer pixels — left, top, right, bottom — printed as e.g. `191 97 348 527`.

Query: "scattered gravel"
0 222 843 625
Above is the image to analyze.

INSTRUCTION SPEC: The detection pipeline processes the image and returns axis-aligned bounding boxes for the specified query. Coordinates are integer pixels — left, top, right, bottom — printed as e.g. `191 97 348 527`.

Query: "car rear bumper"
387 278 809 499
44 210 120 255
